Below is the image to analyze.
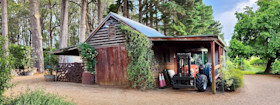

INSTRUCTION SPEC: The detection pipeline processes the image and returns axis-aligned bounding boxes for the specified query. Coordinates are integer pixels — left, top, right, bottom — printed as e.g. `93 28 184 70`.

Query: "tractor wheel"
203 63 212 85
196 74 208 92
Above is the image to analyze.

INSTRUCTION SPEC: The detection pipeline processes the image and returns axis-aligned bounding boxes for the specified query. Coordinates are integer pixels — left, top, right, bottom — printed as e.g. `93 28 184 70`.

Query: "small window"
161 48 170 63
166 49 170 62
108 24 116 38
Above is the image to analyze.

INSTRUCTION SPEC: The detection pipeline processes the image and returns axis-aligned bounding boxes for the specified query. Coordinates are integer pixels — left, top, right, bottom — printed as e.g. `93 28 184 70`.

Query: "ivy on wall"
79 43 98 74
119 25 155 89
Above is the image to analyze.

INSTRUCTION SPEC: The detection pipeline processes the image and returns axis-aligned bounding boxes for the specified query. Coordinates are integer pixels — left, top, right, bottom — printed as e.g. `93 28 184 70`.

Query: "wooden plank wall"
87 17 125 48
88 17 129 86
96 45 128 86
153 45 177 73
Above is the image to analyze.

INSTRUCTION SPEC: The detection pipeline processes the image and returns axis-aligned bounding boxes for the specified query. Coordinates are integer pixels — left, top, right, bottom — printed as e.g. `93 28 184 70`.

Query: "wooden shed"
54 12 226 93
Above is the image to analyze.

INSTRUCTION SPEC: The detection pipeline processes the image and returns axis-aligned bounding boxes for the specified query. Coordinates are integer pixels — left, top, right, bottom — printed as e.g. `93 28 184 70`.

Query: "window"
166 49 170 62
161 48 170 63
108 24 116 38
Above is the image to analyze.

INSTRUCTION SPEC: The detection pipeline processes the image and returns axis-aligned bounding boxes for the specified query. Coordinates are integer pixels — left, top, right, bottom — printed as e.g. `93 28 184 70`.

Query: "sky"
203 0 259 45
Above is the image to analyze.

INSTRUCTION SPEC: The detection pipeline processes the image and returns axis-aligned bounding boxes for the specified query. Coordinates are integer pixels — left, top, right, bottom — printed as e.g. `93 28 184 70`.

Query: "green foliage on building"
119 25 155 89
79 43 98 74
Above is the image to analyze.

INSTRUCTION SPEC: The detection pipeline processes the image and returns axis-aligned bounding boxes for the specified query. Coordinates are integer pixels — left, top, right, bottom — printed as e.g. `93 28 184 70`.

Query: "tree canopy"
108 0 224 39
232 0 280 73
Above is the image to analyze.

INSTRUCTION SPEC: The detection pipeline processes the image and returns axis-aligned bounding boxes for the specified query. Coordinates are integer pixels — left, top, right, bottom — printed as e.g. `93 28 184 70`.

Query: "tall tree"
233 0 280 73
79 0 87 43
1 0 8 57
123 0 128 17
29 0 44 73
97 0 102 24
59 0 69 63
48 0 53 48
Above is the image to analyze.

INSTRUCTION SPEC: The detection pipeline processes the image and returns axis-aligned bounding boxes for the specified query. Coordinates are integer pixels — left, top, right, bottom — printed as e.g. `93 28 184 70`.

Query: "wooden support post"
218 46 221 64
221 47 223 55
211 41 216 94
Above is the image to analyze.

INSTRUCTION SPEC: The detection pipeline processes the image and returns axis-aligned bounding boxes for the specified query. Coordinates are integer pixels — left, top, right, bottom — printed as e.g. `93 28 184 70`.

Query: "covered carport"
149 34 226 94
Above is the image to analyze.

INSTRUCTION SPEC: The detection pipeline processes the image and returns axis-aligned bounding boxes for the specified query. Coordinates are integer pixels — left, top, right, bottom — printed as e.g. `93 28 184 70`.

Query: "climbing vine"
79 43 98 74
119 25 155 89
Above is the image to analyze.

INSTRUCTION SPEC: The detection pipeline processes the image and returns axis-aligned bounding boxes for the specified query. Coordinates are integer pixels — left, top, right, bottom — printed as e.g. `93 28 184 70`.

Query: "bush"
44 48 59 67
0 36 14 101
22 46 34 71
44 48 59 75
232 56 241 69
220 58 244 91
272 60 280 74
5 89 75 105
241 59 251 70
232 56 251 70
9 44 27 69
249 56 266 65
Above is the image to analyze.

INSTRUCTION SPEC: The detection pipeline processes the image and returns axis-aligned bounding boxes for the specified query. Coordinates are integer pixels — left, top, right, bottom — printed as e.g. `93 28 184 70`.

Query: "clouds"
215 0 259 45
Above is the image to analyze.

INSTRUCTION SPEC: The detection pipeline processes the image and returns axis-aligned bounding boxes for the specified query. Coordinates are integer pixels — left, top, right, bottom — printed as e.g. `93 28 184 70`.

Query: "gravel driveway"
5 74 280 105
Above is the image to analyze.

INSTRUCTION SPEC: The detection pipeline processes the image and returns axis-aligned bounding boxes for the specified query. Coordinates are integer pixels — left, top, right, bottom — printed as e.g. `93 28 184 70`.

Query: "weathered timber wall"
87 17 125 48
88 17 129 86
95 44 128 86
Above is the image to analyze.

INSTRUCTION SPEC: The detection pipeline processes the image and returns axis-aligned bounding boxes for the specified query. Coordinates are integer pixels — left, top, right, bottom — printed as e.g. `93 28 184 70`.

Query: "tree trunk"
59 0 69 63
149 3 153 27
155 10 158 30
264 57 276 73
29 0 44 73
127 1 129 18
2 0 9 57
138 0 143 23
145 5 149 26
79 0 87 43
123 0 128 17
163 16 167 35
97 0 102 24
48 0 53 48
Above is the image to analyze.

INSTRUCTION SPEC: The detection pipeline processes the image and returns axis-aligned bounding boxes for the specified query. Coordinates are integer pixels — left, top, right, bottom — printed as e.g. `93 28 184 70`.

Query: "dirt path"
5 74 280 105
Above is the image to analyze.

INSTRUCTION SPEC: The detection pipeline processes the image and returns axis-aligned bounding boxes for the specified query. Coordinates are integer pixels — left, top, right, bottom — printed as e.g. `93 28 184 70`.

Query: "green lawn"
241 65 266 75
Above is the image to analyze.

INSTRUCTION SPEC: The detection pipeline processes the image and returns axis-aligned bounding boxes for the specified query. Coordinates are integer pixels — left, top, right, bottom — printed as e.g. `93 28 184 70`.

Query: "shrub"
232 56 241 69
241 59 251 70
272 60 280 74
5 89 75 105
220 58 244 91
43 48 59 75
22 46 34 71
9 44 27 69
0 36 14 101
79 43 98 74
232 56 251 70
119 25 155 89
44 48 59 67
249 56 267 65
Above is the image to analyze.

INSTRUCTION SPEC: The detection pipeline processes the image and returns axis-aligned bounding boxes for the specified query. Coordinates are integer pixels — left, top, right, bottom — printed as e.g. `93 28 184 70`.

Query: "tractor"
170 48 216 92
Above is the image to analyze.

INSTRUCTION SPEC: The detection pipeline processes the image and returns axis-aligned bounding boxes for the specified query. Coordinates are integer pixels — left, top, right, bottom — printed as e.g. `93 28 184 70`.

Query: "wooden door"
96 45 128 86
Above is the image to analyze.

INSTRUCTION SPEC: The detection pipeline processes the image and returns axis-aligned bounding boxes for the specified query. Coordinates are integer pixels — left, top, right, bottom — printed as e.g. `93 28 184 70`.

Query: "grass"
2 88 75 105
241 65 266 75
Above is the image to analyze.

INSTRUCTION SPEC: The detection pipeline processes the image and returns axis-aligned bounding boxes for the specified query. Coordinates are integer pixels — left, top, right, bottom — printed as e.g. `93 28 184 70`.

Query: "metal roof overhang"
149 34 226 48
53 45 80 56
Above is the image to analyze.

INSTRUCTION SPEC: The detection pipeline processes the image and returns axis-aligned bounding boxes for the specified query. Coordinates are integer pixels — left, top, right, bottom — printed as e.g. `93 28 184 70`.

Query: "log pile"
56 63 84 83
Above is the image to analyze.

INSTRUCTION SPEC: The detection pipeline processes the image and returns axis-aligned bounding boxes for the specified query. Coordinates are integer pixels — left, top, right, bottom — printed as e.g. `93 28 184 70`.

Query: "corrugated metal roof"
109 12 165 37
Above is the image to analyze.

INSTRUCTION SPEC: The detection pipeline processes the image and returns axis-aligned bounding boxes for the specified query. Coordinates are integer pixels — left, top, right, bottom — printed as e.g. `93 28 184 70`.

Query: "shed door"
96 45 128 85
